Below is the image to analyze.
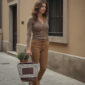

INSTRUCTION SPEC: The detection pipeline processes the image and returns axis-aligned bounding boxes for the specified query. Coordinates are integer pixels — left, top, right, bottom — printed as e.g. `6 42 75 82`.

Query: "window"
48 0 63 37
47 0 68 44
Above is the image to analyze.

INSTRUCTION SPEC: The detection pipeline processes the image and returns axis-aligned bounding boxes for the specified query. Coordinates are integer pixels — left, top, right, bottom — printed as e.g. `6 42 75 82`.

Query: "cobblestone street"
0 52 85 85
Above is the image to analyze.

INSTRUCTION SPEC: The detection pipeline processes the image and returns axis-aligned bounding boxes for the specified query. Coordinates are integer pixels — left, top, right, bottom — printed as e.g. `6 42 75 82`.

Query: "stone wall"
47 50 85 83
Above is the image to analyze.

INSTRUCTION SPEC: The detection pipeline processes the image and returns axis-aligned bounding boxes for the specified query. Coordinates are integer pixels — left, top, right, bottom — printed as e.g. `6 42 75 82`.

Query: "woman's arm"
27 17 32 49
46 16 49 42
47 31 49 42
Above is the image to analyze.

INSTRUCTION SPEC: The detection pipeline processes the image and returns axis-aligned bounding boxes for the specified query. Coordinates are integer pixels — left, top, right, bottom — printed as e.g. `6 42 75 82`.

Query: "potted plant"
17 52 29 63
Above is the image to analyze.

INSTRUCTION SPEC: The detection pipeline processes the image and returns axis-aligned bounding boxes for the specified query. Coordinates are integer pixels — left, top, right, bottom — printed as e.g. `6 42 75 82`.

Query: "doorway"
13 5 17 51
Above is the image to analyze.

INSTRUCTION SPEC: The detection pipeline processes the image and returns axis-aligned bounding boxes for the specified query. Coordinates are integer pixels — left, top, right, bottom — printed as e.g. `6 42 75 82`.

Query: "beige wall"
19 0 38 44
2 0 8 41
2 0 85 57
49 0 85 57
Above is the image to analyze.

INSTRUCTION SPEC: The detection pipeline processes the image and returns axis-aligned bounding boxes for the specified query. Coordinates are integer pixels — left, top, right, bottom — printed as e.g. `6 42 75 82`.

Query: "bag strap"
22 54 34 63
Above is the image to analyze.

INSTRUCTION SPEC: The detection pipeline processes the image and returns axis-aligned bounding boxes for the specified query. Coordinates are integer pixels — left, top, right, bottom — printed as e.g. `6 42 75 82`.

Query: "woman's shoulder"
28 16 33 21
44 16 48 22
45 16 48 20
27 16 34 23
44 16 48 20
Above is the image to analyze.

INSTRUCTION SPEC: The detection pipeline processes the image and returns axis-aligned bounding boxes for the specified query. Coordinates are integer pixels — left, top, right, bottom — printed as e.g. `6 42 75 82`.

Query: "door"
13 5 17 51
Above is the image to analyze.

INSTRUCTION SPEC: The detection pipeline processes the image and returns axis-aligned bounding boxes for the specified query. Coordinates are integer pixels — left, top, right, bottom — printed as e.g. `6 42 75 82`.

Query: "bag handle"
22 54 34 63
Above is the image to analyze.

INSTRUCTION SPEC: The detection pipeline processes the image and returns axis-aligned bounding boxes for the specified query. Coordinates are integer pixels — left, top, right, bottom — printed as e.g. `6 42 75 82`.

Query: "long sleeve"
47 31 49 42
27 17 32 47
46 16 49 42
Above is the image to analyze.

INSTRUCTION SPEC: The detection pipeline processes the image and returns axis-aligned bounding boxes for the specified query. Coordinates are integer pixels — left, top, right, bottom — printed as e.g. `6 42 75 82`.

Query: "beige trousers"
30 39 49 85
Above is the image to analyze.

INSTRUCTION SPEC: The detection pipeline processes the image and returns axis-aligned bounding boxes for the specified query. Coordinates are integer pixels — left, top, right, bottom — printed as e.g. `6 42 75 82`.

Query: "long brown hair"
31 0 48 21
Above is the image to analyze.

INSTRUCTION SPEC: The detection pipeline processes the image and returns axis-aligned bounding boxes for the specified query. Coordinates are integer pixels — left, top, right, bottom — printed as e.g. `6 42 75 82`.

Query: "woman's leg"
30 40 41 85
38 41 49 81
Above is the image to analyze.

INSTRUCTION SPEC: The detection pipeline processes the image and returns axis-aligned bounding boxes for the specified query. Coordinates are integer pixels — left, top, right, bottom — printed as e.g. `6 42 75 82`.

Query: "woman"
26 0 49 85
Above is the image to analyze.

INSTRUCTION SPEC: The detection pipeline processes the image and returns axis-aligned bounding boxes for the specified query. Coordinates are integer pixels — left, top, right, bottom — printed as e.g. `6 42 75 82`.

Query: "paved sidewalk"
0 52 85 85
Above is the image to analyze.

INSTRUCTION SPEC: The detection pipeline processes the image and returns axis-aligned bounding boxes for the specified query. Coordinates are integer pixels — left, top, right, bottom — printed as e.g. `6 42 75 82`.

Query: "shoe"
38 81 40 85
29 81 33 85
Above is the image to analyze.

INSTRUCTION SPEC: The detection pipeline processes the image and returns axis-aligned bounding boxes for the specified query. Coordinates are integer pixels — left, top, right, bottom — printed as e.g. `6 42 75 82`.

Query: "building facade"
1 0 85 83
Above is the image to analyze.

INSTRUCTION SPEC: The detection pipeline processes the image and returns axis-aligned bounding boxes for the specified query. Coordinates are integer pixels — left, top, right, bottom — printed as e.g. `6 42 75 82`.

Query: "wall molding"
7 0 14 3
7 0 20 52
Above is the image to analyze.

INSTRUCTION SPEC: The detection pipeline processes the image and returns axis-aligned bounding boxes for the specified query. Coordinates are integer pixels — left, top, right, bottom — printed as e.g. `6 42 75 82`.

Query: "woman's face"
39 3 46 14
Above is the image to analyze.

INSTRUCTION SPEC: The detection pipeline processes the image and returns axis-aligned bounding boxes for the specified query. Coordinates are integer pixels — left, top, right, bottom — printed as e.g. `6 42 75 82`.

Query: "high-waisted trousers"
30 39 49 85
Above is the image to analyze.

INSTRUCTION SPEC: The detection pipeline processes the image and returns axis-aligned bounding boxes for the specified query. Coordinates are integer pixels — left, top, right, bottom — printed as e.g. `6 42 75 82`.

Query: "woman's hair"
31 0 48 21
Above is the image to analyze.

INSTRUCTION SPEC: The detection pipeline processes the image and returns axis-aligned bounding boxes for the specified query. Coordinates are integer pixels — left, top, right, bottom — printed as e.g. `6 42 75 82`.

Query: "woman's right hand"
26 47 34 63
26 47 32 56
